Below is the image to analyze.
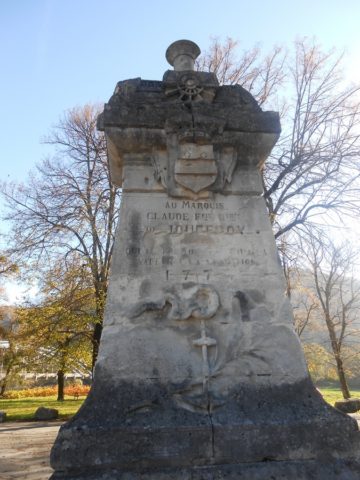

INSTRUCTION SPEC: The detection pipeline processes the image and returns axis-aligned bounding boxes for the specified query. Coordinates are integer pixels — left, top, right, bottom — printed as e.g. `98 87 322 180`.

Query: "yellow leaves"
9 262 95 375
3 385 90 399
0 255 18 276
303 343 339 381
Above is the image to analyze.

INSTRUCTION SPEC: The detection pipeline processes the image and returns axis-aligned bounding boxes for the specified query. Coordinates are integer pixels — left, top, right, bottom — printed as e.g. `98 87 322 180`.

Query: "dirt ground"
0 421 62 480
1 416 360 480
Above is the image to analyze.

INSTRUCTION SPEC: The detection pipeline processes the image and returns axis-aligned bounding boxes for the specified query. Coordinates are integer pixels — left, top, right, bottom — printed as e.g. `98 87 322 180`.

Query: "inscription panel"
122 195 278 282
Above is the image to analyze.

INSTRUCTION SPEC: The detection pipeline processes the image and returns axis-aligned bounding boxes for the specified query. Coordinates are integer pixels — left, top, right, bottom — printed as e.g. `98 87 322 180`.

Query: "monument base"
50 378 360 479
51 460 360 480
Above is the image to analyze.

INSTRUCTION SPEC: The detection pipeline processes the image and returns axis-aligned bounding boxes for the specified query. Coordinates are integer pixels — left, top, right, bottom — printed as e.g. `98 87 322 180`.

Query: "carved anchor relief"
193 319 217 396
127 285 296 413
128 282 219 321
128 283 220 411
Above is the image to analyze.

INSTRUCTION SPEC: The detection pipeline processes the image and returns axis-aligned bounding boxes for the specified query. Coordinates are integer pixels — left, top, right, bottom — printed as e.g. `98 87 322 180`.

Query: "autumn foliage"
3 384 90 399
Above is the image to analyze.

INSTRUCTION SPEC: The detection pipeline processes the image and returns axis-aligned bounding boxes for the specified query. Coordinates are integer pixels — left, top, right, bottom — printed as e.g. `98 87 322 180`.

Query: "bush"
3 384 90 399
4 386 56 398
64 384 90 397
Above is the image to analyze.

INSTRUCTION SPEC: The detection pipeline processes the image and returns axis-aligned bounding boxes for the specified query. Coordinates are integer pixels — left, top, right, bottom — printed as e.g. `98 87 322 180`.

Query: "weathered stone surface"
50 460 360 480
51 377 360 474
35 407 58 421
51 39 360 479
165 39 200 72
0 411 6 422
335 398 360 413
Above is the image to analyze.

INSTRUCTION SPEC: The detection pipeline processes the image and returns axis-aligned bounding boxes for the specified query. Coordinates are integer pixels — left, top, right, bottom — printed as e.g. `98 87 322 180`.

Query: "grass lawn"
319 387 360 406
1 387 359 422
0 395 86 421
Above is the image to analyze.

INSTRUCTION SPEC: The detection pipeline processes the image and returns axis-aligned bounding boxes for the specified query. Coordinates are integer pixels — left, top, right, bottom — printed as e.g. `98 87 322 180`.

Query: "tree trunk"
91 322 103 374
335 354 351 399
325 317 351 400
57 370 65 401
0 361 14 397
91 285 106 372
0 378 7 397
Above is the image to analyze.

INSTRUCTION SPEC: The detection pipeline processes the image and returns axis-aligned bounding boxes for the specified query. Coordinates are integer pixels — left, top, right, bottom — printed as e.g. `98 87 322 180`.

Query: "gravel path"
0 421 62 480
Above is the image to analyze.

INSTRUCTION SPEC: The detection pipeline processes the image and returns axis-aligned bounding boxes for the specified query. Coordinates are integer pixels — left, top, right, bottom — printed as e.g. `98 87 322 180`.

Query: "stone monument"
51 40 360 479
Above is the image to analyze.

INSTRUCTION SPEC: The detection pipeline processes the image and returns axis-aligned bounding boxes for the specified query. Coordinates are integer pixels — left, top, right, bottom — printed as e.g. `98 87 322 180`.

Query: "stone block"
50 459 360 480
335 398 360 413
35 407 58 421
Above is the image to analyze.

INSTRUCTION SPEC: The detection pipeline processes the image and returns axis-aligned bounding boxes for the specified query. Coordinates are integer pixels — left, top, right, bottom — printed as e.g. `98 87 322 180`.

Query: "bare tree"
0 253 18 301
266 40 360 240
196 36 286 107
198 38 360 241
293 285 319 337
300 234 360 399
1 105 121 368
277 240 320 336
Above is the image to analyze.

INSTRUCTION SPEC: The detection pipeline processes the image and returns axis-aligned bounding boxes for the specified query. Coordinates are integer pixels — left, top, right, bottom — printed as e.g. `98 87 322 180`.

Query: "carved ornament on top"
98 40 281 193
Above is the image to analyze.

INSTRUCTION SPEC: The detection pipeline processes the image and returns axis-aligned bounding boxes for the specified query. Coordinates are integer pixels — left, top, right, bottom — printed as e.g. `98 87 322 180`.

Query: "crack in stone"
207 394 215 461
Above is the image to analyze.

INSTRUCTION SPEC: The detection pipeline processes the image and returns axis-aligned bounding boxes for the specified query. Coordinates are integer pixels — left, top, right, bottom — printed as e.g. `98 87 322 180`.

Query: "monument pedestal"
50 461 360 480
50 40 360 479
52 376 360 479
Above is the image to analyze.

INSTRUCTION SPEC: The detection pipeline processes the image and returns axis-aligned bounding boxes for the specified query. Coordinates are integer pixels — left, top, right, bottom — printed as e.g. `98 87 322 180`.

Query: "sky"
1 0 360 183
1 0 360 302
